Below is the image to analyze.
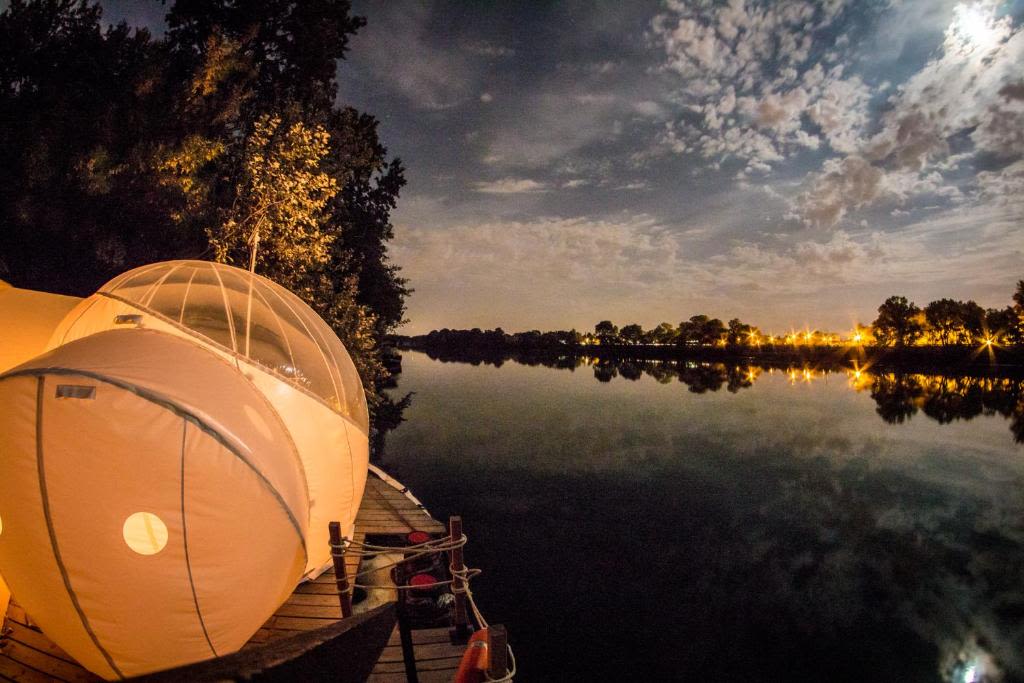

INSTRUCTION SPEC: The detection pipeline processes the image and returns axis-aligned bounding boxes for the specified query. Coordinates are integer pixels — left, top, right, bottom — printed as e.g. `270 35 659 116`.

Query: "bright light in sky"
950 3 1002 53
331 0 1024 334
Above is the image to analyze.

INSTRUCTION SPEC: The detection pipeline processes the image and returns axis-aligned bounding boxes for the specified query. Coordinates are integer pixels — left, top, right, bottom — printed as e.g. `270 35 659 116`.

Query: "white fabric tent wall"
0 281 81 372
0 282 82 624
0 570 7 622
0 330 309 679
49 261 369 577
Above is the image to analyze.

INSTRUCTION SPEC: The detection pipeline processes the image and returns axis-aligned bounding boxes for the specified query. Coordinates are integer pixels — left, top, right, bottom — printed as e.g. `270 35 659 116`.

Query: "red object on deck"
408 573 438 590
453 628 490 683
407 530 431 544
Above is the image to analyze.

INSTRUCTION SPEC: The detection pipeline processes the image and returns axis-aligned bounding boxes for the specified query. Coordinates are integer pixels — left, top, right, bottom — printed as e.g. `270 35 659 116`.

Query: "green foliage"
0 0 409 405
924 298 967 346
873 296 924 347
679 315 726 346
210 115 338 283
726 318 760 347
594 320 618 342
619 323 644 344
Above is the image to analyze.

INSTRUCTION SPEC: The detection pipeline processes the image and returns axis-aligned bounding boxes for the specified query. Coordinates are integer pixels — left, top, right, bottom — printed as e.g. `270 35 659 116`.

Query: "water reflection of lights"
943 637 999 683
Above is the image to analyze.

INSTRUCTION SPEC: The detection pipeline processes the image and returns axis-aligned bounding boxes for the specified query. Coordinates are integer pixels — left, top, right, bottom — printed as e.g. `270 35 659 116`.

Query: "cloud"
392 212 710 329
472 178 548 194
792 3 1024 226
867 4 1020 168
462 40 516 58
480 92 494 103
976 160 1024 208
481 89 628 168
346 4 479 109
718 230 889 289
648 0 865 167
796 157 883 228
794 230 887 266
633 100 666 117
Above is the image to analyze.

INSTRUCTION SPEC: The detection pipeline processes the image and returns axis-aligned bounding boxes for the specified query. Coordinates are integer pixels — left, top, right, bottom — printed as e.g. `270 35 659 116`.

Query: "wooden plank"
366 669 457 683
0 654 67 683
292 583 340 596
356 511 432 519
262 616 340 632
272 604 343 620
4 621 78 665
0 641 95 682
373 655 462 673
376 642 465 663
132 604 396 683
283 594 348 608
385 628 453 647
3 604 30 627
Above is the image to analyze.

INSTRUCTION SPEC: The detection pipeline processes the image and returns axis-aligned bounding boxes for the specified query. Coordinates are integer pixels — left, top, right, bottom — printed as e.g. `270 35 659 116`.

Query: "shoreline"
391 338 1024 376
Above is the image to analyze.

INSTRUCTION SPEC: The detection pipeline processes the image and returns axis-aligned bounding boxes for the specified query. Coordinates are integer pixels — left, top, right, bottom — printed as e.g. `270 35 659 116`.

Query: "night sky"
107 1 1024 335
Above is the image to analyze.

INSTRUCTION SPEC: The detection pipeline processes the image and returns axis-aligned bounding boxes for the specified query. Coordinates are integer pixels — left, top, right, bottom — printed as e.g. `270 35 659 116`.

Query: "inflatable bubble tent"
59 260 368 429
0 261 370 678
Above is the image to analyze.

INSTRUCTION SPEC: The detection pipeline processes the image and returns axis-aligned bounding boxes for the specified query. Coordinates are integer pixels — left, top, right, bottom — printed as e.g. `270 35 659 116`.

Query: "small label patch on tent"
114 314 143 325
55 385 96 400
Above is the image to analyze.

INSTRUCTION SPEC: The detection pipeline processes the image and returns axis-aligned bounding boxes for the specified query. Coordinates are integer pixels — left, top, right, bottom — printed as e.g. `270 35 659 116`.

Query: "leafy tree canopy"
0 0 409 400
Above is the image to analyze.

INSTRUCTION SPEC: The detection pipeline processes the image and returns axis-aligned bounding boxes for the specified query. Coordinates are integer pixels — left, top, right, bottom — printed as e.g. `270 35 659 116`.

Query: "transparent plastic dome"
97 260 368 430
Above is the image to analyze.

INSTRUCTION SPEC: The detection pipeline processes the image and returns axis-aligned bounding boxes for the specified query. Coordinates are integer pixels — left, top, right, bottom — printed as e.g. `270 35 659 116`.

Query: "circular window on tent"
123 512 168 555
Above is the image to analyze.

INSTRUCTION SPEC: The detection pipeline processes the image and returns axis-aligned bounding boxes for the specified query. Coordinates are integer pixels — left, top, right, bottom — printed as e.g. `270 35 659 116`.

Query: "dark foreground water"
377 352 1024 682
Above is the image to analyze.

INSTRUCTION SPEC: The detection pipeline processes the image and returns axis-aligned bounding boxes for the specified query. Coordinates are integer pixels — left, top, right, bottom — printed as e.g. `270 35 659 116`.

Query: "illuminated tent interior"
0 329 308 678
49 260 370 576
0 280 80 372
0 262 371 678
0 280 82 621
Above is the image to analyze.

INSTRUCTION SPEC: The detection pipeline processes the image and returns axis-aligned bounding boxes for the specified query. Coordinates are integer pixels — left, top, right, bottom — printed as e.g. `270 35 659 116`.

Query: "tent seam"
7 367 308 568
35 377 125 680
181 418 218 658
94 291 368 436
56 298 99 348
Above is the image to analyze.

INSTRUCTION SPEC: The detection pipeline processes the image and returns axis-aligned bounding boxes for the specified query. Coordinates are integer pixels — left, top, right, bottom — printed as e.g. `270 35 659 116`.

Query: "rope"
486 644 517 682
329 532 515 680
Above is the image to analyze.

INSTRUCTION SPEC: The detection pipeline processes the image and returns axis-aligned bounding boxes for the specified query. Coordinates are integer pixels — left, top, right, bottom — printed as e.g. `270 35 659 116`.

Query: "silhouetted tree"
620 323 644 345
595 320 618 344
650 322 677 345
726 318 760 347
959 300 986 345
923 299 963 347
873 296 924 347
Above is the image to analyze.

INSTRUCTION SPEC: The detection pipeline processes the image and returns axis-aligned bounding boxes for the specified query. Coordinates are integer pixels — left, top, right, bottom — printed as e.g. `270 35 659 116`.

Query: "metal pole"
328 521 353 618
393 564 419 683
448 516 470 641
487 625 509 680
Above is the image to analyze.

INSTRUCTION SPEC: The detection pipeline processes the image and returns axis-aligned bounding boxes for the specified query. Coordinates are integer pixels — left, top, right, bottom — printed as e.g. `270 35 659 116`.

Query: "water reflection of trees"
864 373 1024 442
622 358 1024 443
413 348 1024 443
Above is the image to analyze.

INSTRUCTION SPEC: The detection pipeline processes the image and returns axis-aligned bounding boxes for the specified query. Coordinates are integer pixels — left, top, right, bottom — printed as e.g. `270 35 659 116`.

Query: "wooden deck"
0 472 466 682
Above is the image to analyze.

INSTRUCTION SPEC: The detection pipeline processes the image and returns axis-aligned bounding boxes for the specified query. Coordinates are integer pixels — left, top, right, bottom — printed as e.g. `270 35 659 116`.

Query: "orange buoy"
453 628 489 683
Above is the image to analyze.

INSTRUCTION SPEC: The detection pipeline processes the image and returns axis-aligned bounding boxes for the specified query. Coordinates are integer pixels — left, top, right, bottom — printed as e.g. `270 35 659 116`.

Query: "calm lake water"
378 351 1024 682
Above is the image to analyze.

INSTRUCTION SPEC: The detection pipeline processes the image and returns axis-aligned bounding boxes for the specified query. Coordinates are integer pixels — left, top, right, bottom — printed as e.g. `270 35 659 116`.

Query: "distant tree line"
400 282 1024 354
